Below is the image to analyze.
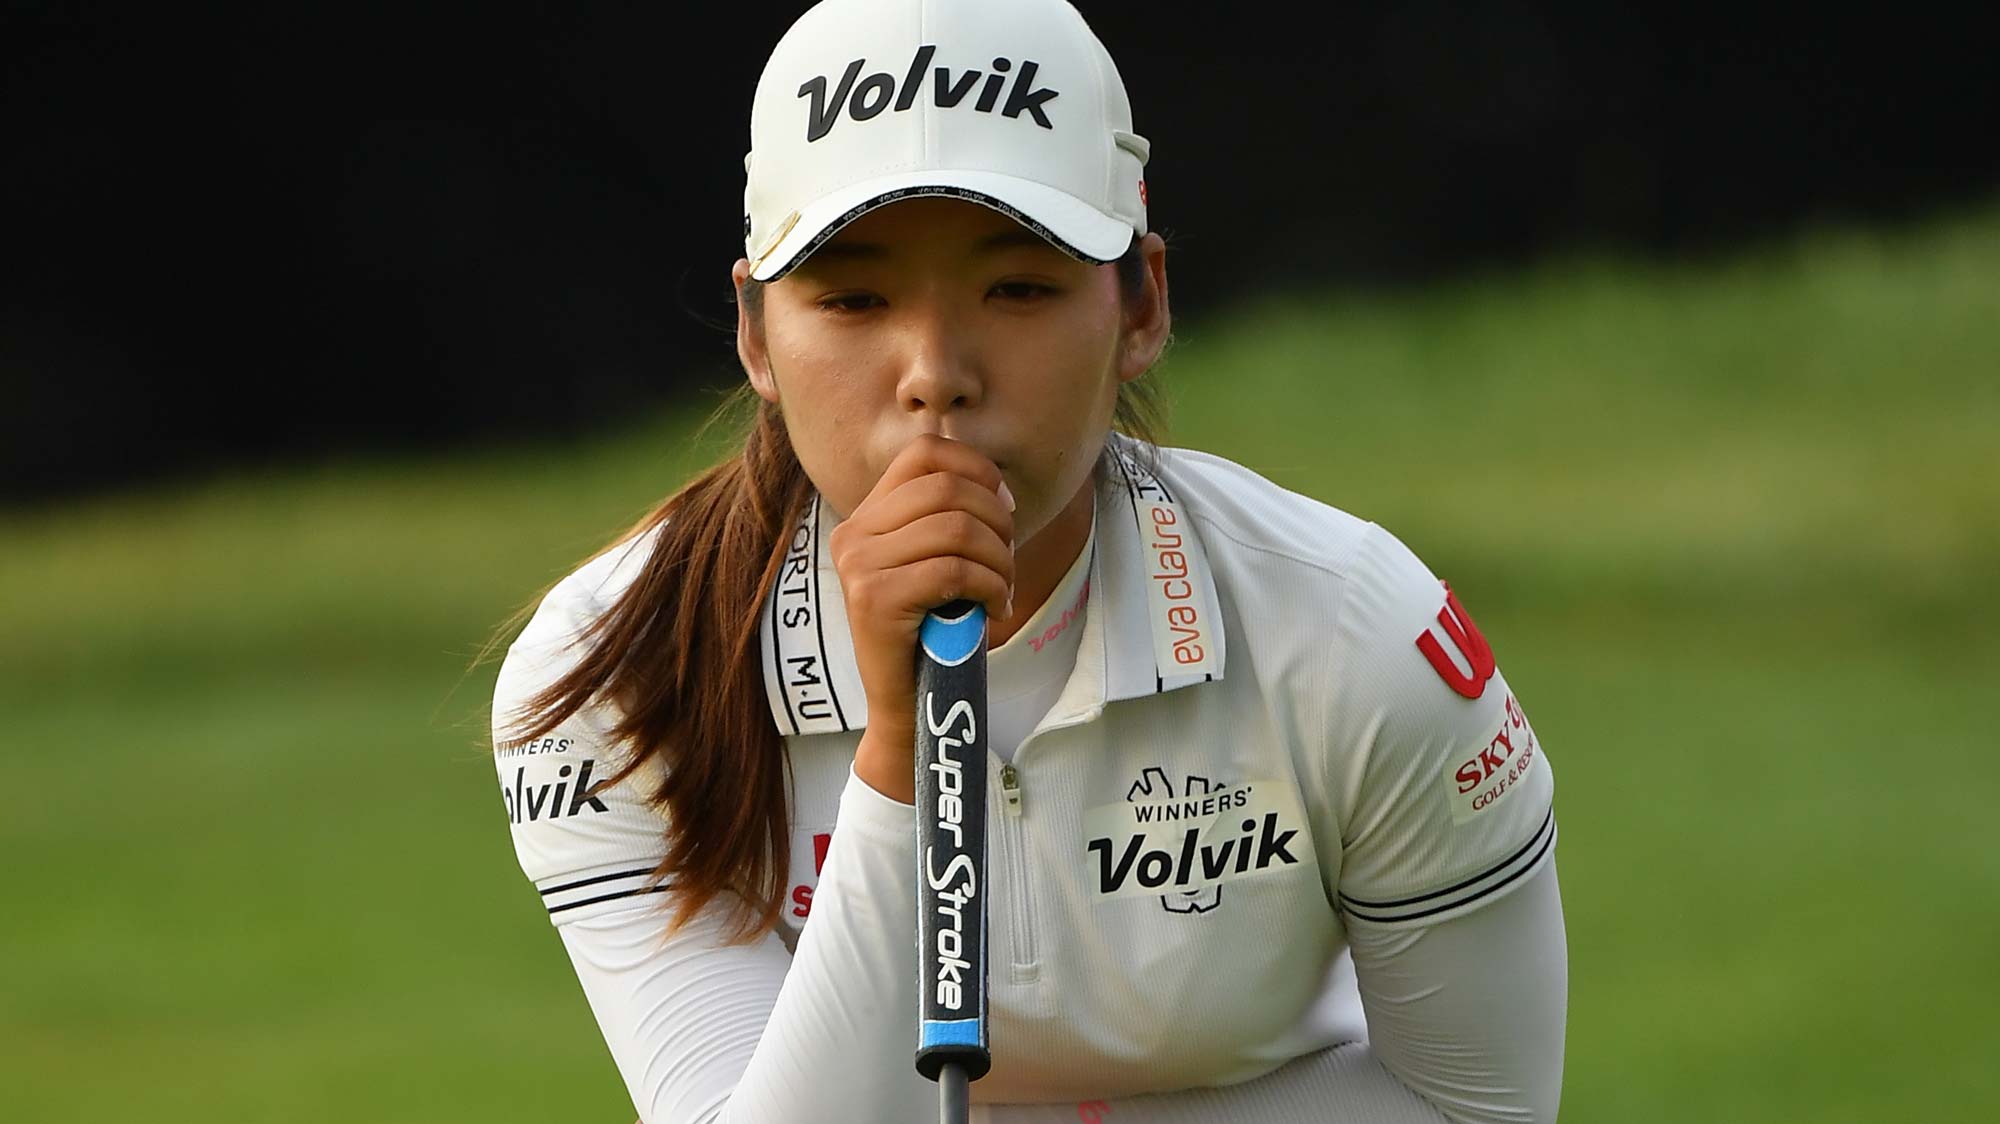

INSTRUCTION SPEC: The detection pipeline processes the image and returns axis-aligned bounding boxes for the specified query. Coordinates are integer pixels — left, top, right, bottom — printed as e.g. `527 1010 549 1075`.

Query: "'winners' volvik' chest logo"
797 46 1060 142
1084 767 1306 914
500 759 609 824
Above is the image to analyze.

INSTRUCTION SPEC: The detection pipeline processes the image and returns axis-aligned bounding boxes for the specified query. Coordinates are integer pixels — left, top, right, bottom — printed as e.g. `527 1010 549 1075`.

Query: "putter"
914 599 991 1124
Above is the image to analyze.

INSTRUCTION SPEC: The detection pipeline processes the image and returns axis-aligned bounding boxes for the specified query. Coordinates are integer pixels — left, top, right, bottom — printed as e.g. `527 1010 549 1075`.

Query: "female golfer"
491 1 1565 1120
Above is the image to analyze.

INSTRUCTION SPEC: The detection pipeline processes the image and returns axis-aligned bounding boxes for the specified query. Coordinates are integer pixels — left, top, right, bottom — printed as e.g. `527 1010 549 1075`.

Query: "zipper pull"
999 763 1023 816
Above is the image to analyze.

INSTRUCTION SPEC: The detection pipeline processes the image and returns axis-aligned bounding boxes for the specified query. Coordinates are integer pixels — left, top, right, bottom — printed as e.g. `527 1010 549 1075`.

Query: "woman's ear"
1118 233 1172 384
733 258 780 404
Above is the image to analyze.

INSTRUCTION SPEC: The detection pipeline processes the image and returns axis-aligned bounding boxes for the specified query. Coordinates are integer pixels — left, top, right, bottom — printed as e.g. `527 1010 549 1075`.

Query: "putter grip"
913 599 992 1083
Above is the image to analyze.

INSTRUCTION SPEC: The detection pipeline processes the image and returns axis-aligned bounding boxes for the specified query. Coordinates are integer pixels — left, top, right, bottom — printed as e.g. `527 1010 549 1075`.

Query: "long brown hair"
491 242 1165 942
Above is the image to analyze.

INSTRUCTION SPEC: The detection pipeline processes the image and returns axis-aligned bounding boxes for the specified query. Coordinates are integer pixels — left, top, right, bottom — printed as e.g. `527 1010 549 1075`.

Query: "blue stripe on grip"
920 1018 983 1049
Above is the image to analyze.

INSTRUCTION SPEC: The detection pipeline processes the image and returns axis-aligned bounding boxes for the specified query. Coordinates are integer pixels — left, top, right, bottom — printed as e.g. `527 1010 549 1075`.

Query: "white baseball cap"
742 0 1151 281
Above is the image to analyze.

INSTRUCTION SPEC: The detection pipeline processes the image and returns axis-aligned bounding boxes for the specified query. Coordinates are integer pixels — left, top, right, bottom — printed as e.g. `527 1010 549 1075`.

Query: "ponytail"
494 389 811 941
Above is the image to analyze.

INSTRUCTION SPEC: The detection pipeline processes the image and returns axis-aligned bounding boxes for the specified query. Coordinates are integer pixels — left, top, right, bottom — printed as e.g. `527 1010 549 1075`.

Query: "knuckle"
954 474 994 509
840 568 888 612
922 471 958 509
936 556 972 596
840 570 875 610
945 510 984 543
829 527 867 571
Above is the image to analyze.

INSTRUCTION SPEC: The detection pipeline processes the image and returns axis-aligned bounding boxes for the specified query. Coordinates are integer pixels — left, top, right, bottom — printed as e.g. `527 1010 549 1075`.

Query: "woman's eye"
990 280 1057 302
818 292 883 313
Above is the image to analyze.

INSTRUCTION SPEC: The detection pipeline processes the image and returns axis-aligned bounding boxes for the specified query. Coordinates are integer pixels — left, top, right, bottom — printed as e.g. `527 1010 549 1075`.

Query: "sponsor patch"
495 735 573 759
1416 582 1496 700
500 758 609 824
787 829 834 922
1445 693 1541 825
760 495 865 736
1027 576 1089 654
1084 771 1305 902
1113 449 1220 681
797 47 1060 143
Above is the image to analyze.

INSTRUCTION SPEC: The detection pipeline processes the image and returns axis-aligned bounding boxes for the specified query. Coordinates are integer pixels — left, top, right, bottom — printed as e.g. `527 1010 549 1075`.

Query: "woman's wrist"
854 720 916 804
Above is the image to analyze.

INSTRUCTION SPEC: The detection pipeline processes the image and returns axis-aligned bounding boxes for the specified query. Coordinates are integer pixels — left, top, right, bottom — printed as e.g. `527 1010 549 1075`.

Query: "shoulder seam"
1320 522 1390 843
1154 445 1374 579
1183 509 1374 583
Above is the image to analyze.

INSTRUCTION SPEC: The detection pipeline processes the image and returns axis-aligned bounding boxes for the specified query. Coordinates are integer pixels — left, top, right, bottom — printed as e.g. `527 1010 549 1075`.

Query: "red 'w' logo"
789 832 834 920
1415 583 1495 699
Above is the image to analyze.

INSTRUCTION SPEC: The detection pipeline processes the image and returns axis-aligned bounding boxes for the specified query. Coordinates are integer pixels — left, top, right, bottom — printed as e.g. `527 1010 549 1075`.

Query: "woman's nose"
895 316 983 419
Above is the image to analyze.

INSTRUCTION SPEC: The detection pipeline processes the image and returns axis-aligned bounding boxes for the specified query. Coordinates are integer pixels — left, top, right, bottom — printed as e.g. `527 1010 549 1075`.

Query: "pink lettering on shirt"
1028 578 1091 654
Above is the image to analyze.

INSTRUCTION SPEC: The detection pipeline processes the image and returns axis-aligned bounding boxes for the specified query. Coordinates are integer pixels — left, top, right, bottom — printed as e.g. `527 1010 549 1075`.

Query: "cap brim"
747 169 1136 282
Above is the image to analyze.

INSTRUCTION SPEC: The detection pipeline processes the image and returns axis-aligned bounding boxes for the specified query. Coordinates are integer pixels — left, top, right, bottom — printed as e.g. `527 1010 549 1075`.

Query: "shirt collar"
987 517 1095 693
759 438 1227 737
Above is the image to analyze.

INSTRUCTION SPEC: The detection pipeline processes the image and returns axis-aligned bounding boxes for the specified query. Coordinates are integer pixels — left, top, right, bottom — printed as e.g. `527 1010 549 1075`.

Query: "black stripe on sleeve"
547 885 673 915
1339 809 1556 924
538 867 659 897
1341 825 1554 924
1340 807 1554 911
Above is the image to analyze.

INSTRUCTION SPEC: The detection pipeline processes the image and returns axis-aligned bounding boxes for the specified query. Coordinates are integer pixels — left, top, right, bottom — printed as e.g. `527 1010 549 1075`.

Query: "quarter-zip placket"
996 759 1036 982
993 704 1102 984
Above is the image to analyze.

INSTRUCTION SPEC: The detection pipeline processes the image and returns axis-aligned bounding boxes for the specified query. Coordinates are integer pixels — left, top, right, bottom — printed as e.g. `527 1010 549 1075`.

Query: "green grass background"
4 205 1995 1121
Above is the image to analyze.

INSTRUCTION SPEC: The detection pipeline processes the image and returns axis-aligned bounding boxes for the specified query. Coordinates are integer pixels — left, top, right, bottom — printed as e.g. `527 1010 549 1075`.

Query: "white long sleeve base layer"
559 764 1565 1124
980 860 1567 1123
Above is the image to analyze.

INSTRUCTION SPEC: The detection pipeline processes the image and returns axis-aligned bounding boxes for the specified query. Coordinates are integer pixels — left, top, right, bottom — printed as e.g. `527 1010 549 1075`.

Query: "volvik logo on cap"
798 45 1060 142
745 0 1146 281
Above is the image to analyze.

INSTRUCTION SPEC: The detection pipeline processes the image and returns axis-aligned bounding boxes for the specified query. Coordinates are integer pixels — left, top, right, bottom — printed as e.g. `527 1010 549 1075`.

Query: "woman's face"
734 198 1169 545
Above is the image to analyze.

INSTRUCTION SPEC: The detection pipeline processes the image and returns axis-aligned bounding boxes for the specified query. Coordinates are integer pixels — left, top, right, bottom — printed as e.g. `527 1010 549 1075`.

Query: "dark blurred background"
5 1 1993 507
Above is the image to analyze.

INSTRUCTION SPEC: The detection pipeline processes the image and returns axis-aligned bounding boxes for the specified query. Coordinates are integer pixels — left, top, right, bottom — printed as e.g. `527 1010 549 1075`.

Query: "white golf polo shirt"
493 439 1560 1122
